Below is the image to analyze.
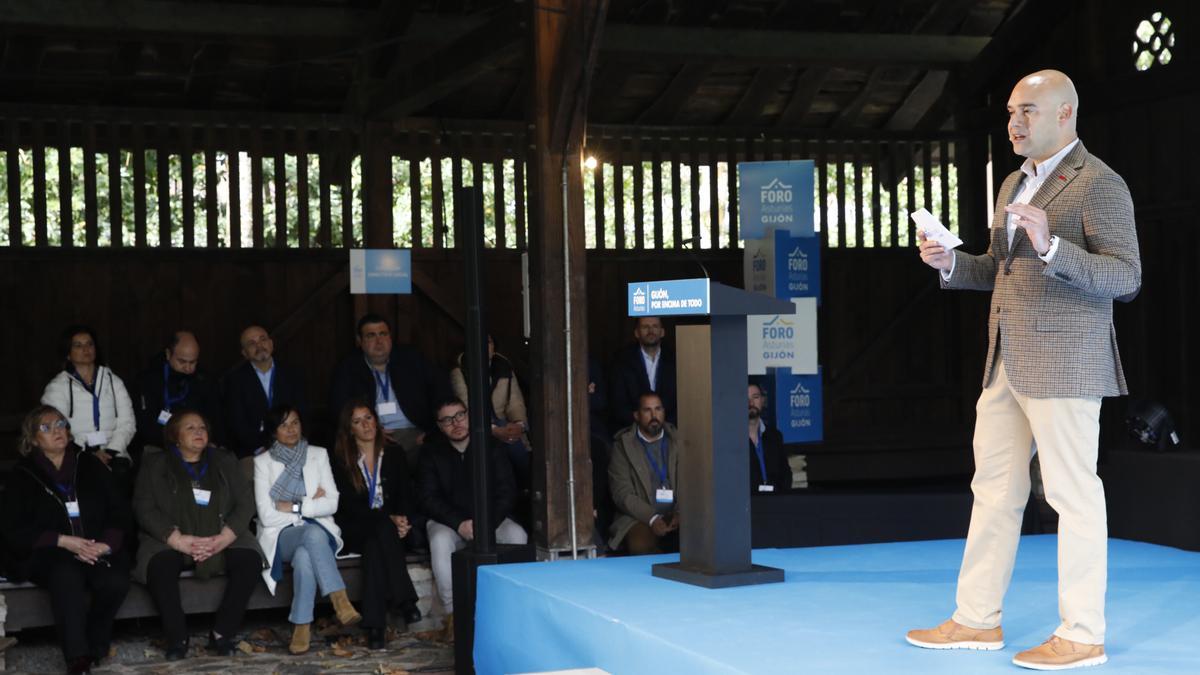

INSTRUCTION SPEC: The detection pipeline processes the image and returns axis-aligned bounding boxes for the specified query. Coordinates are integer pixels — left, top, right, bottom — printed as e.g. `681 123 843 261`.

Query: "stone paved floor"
3 612 455 674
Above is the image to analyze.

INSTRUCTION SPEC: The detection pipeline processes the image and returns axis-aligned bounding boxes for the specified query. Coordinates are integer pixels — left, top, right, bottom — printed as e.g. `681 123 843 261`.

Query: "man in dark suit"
223 325 307 459
329 313 450 469
608 316 677 431
134 330 223 451
747 383 792 494
907 70 1141 670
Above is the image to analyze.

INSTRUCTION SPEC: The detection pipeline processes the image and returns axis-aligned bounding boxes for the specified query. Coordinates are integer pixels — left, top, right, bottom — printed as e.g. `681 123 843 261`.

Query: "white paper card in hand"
911 208 963 250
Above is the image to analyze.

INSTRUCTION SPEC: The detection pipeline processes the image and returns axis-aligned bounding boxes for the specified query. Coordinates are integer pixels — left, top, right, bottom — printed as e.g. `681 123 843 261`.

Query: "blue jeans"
275 523 344 625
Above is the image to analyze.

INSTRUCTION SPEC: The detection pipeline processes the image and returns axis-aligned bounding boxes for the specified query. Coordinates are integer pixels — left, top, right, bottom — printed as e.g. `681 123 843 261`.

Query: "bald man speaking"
906 71 1141 670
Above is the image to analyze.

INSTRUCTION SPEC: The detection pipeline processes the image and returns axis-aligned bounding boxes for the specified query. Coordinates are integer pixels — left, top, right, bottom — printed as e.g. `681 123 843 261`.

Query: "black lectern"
629 279 795 588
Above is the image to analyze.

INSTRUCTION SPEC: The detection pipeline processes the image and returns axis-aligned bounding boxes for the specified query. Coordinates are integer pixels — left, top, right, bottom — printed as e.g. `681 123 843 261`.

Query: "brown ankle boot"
442 613 455 643
329 589 362 626
289 623 311 654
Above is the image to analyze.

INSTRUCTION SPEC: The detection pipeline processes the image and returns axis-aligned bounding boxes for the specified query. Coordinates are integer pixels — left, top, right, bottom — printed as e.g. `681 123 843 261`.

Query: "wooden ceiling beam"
833 68 887 129
637 63 710 125
725 65 793 126
775 66 828 127
886 70 949 130
601 24 989 68
363 9 525 119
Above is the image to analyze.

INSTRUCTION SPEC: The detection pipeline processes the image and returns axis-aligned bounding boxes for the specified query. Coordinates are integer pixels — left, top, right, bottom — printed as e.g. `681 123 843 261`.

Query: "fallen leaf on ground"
236 640 254 654
332 644 354 657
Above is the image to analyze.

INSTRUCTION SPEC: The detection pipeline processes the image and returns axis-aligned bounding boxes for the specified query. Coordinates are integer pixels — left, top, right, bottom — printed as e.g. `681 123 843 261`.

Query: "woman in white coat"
253 404 361 654
41 325 136 469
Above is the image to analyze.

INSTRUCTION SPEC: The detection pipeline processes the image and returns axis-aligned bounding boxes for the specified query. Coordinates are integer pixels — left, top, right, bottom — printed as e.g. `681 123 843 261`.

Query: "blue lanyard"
162 362 190 410
172 446 209 485
54 481 76 503
638 435 670 488
360 455 382 509
372 368 391 402
753 432 768 484
71 370 102 429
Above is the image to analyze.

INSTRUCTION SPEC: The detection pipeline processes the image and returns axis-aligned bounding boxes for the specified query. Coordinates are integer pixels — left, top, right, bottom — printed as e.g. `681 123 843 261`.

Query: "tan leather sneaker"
1012 635 1107 670
906 618 1005 650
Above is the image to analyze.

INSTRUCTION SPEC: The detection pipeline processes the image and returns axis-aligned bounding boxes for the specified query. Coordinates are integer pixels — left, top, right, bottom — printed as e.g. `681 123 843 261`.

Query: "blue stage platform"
474 536 1200 674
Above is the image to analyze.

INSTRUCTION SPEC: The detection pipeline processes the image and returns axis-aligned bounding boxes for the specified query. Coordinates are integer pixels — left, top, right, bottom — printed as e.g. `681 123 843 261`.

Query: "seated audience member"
329 313 450 469
450 334 531 483
0 405 131 674
254 404 361 655
608 392 681 555
133 410 265 660
41 325 136 472
748 383 792 493
331 400 423 649
608 317 678 431
224 325 307 460
134 330 223 450
419 398 527 636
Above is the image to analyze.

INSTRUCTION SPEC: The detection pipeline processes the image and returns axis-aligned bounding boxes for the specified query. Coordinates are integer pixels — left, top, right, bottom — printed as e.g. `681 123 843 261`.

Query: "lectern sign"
627 278 710 316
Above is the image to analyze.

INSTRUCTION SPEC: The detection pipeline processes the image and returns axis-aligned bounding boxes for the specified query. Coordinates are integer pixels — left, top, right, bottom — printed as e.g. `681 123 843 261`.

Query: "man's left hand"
1004 203 1052 255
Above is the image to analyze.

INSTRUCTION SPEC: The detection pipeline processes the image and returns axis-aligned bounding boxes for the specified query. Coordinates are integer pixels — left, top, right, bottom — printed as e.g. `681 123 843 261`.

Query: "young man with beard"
747 383 792 494
607 392 681 555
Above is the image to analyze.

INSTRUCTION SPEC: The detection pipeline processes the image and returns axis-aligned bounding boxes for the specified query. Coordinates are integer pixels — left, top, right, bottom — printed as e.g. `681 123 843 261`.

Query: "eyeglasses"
436 410 468 426
37 419 70 433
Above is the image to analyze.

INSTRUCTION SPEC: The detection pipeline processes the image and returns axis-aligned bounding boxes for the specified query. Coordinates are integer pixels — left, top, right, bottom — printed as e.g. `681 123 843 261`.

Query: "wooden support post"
527 0 607 556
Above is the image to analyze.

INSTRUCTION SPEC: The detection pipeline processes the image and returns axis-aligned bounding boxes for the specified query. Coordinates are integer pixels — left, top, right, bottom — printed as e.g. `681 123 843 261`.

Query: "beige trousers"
952 358 1107 645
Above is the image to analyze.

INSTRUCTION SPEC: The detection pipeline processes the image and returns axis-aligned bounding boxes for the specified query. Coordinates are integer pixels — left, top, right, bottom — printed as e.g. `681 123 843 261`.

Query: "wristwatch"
291 502 301 514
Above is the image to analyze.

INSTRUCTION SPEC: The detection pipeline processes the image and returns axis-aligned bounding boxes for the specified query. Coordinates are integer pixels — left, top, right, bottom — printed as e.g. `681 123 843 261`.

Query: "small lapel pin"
1058 175 1066 180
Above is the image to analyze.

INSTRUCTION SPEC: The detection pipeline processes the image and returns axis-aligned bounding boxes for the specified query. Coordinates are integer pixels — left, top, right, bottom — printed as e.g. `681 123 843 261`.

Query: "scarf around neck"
268 438 309 503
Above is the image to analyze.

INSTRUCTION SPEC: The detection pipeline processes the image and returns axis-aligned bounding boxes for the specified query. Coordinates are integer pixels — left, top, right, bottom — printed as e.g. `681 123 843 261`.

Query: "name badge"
66 500 81 518
192 488 212 506
376 401 399 416
655 488 674 504
157 409 173 425
758 484 775 493
85 431 109 447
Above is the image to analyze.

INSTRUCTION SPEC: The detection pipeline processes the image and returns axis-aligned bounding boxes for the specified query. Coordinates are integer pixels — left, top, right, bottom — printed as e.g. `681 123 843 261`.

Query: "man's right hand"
917 231 954 272
458 519 475 541
650 517 671 537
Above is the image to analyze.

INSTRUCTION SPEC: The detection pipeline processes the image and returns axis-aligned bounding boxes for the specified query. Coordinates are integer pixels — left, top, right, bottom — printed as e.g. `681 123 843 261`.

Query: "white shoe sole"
906 636 1005 650
1012 654 1108 670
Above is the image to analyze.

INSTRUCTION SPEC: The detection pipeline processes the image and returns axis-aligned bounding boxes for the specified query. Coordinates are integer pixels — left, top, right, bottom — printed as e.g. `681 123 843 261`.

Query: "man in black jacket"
329 314 450 468
134 331 223 452
748 382 793 493
223 325 307 459
417 398 527 621
608 316 677 431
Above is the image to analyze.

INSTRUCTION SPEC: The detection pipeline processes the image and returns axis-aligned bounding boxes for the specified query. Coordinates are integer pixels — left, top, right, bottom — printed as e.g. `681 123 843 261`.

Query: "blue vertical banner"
350 249 412 294
774 369 823 442
740 159 823 443
738 161 816 240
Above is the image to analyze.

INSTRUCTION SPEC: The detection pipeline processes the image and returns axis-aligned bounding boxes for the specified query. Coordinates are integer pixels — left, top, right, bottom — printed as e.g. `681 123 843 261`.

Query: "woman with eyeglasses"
331 400 423 650
40 325 136 471
132 409 265 660
0 405 131 674
253 404 361 654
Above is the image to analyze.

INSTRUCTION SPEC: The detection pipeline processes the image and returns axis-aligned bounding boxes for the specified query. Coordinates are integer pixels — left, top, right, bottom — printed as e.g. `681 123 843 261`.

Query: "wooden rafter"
776 66 828 127
637 63 710 125
601 24 989 68
833 68 887 129
886 70 949 130
362 8 524 119
725 65 792 126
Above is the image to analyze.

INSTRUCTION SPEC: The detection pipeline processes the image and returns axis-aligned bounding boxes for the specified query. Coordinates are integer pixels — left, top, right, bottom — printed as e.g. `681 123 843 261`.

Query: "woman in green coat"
132 409 264 660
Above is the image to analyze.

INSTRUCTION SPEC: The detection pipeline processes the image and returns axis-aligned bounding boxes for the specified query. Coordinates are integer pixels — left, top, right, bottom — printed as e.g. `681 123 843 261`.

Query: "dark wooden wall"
971 0 1199 447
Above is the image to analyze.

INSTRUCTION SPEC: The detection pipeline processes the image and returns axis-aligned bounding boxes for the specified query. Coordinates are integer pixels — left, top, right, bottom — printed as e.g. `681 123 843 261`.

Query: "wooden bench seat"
0 553 432 633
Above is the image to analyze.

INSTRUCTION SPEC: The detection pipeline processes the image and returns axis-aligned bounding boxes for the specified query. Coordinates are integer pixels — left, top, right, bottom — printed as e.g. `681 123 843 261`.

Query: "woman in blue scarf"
253 404 360 654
